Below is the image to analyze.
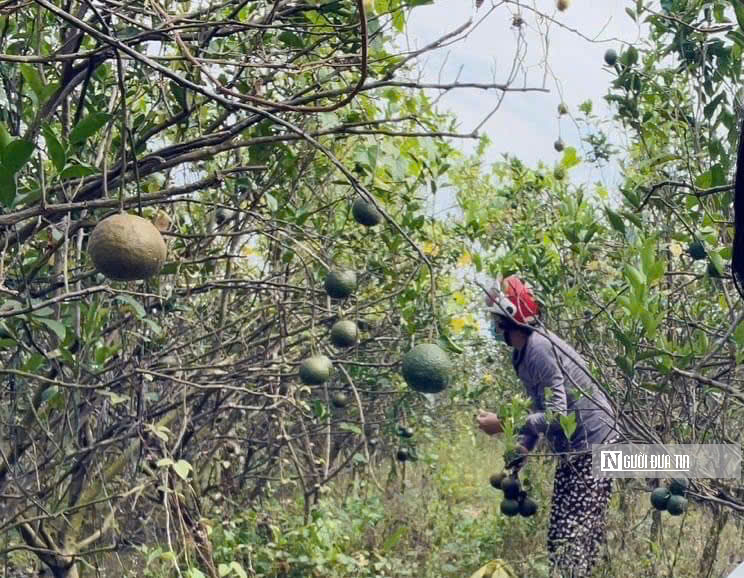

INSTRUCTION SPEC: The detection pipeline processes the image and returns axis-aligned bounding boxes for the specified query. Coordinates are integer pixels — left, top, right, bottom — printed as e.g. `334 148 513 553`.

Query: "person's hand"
476 410 503 435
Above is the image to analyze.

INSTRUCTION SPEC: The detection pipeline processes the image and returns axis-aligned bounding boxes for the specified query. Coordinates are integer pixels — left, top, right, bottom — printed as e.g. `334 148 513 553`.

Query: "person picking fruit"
477 275 618 578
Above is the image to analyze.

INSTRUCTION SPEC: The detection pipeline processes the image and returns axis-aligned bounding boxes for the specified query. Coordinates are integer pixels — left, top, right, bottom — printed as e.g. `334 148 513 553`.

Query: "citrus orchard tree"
0 0 562 575
448 2 744 572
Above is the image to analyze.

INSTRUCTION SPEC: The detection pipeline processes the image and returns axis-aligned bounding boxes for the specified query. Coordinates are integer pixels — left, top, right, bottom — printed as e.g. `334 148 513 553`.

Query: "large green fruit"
299 355 332 385
604 48 618 66
669 478 688 496
351 198 382 227
330 320 358 347
687 240 706 260
519 497 538 517
500 499 520 517
500 477 521 500
650 487 671 511
489 471 506 489
666 495 688 516
401 343 452 394
324 270 357 299
88 213 167 281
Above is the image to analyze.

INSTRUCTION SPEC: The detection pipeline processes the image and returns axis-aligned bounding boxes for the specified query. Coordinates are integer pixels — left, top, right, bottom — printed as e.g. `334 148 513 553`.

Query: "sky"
402 0 642 195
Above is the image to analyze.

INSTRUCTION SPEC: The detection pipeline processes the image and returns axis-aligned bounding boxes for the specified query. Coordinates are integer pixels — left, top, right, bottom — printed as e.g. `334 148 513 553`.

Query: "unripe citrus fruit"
401 343 452 394
88 213 167 281
650 487 671 511
666 495 688 516
324 270 357 299
330 320 358 347
352 198 382 227
501 499 520 517
299 355 332 385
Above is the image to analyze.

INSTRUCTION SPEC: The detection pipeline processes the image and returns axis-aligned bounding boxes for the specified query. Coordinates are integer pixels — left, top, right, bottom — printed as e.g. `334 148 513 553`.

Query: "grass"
7 412 743 577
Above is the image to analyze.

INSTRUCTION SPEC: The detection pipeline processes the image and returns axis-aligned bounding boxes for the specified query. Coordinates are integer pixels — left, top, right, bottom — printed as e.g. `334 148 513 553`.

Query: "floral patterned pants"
547 453 613 578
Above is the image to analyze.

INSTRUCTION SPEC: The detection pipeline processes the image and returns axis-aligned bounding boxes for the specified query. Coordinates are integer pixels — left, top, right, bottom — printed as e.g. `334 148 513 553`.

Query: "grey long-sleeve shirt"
513 330 617 453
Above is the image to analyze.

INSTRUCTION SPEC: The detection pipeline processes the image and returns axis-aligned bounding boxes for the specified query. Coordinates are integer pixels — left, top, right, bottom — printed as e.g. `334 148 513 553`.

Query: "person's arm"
518 341 569 450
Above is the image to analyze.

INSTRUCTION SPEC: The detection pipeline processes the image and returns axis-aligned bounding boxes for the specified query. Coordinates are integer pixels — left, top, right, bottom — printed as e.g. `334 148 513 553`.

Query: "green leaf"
35 317 67 340
230 562 248 578
560 147 580 169
2 139 34 174
0 170 16 207
625 264 646 291
43 126 66 173
615 355 634 377
60 164 98 178
69 112 111 145
41 385 59 403
605 208 626 235
382 525 408 552
264 192 278 212
695 170 712 189
173 459 192 481
621 211 643 230
115 295 146 319
0 123 11 151
278 31 303 48
560 413 577 439
339 422 362 434
734 0 744 30
20 64 45 98
100 390 129 405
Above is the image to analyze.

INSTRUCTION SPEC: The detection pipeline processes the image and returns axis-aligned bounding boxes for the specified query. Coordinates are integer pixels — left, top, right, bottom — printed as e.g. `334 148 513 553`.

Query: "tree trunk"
46 561 79 578
698 505 729 578
649 479 662 547
649 509 662 545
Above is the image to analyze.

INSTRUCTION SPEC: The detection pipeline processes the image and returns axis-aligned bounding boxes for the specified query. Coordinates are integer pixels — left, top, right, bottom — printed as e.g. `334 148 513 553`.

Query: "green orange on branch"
330 320 358 347
331 392 348 408
666 495 688 516
500 477 521 500
401 343 453 394
500 499 520 517
299 355 332 385
650 487 671 511
518 496 538 517
687 240 706 260
88 213 167 281
324 270 358 299
351 198 382 227
489 471 506 489
669 478 688 496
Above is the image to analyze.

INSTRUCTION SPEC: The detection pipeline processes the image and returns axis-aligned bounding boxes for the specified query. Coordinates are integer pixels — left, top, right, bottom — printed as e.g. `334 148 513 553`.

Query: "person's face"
490 314 510 344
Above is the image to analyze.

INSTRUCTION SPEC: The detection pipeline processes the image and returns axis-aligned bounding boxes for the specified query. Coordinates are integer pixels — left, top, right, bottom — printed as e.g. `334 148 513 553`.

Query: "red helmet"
484 275 540 325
